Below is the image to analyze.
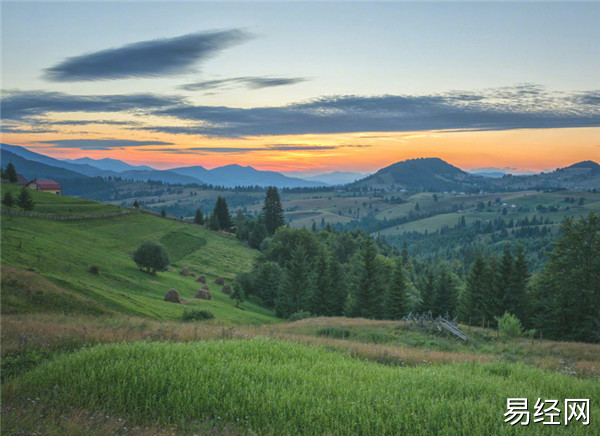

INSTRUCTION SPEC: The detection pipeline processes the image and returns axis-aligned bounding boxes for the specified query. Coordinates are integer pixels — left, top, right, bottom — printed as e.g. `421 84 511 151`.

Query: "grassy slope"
4 339 598 435
1 186 275 324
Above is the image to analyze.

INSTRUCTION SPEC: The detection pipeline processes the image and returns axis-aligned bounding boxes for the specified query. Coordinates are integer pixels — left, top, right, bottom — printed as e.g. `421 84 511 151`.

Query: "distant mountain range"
283 171 369 185
349 157 600 192
2 143 598 192
1 144 326 188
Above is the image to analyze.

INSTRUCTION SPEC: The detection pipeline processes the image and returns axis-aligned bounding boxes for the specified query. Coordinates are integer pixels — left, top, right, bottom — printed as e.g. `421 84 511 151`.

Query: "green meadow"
2 187 599 435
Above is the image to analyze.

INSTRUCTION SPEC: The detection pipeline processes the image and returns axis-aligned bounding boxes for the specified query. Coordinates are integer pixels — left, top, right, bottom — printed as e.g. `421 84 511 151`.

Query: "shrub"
495 312 523 338
88 265 100 275
181 309 215 321
133 241 170 274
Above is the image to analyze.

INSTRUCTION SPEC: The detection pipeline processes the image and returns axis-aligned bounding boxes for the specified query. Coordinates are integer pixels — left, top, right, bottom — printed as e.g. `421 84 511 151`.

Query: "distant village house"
26 179 62 195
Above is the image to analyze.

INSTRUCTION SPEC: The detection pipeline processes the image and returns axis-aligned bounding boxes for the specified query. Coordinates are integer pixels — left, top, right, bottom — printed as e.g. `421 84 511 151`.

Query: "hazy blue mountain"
285 171 367 185
170 164 323 188
207 164 323 188
0 149 90 182
65 157 155 172
168 165 225 186
470 171 506 179
1 143 108 177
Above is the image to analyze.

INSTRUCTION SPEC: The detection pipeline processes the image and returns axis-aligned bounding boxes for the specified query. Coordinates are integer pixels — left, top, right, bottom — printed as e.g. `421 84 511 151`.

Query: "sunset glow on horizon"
2 2 598 175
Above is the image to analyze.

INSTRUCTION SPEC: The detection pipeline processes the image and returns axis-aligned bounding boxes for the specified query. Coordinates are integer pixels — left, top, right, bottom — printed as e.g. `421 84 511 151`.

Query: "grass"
3 339 598 435
1 211 274 323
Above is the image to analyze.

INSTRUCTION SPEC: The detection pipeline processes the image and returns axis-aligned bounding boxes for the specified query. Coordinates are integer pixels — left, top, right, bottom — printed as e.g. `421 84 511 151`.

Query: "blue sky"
1 1 598 172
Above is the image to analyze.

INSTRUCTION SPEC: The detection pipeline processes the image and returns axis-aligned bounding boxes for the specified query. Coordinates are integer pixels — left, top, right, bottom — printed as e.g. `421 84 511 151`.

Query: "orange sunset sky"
2 2 599 175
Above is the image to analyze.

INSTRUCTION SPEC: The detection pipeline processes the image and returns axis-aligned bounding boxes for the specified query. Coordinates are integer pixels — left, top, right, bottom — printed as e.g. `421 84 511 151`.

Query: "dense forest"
214 187 599 344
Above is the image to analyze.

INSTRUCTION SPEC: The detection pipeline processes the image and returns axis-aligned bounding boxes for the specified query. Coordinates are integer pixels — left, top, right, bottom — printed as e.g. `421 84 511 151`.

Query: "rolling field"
2 186 599 435
1 188 273 323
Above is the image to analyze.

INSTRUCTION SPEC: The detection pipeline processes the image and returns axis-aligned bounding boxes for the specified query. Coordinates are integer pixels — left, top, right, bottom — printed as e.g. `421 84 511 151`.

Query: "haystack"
164 288 181 303
201 284 210 290
194 289 212 300
195 275 207 284
179 267 191 276
213 276 225 285
221 284 232 295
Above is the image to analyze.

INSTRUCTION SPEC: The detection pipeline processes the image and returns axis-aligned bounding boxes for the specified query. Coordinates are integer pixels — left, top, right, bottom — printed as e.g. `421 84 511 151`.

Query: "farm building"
26 179 62 194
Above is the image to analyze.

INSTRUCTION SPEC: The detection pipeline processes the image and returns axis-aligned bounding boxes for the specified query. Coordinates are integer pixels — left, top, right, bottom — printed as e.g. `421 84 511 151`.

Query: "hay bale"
179 267 191 276
213 276 225 285
222 284 232 295
201 284 210 290
190 273 196 277
194 289 212 300
164 288 181 303
195 275 206 284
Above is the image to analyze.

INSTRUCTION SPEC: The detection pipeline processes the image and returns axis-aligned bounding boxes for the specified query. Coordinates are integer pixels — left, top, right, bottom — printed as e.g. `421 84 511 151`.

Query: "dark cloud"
1 126 58 134
36 139 174 151
180 76 308 92
44 30 250 82
148 86 600 137
138 145 338 155
1 90 185 121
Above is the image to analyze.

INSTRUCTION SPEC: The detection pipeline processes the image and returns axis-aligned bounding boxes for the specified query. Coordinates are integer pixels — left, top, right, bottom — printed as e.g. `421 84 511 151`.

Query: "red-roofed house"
26 179 62 195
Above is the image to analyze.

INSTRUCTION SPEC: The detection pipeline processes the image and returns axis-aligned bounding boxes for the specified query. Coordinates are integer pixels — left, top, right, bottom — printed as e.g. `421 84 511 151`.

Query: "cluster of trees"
2 163 34 211
237 226 411 320
458 246 529 326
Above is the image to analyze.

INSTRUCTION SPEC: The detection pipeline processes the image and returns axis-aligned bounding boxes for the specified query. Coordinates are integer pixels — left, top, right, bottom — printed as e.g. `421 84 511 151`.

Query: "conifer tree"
346 239 385 319
194 208 204 225
212 196 231 231
263 186 285 235
2 191 14 208
505 245 529 325
5 163 18 183
16 187 34 211
418 269 436 313
534 213 600 342
432 266 458 317
276 244 314 318
386 259 410 319
459 252 489 324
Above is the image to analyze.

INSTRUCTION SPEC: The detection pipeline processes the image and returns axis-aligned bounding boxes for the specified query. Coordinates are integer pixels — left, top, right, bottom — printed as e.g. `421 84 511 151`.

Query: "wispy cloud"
180 76 308 92
36 139 174 151
44 30 251 82
1 90 185 121
147 85 600 137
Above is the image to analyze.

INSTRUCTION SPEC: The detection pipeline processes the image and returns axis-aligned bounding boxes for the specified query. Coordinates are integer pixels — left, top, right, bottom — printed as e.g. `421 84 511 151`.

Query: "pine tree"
505 245 529 325
432 266 458 317
212 196 232 231
418 269 436 313
263 186 285 235
276 244 315 318
16 187 34 211
194 208 205 225
248 215 267 249
133 200 140 208
5 163 18 183
346 239 385 319
386 259 410 319
2 191 15 208
534 213 600 342
160 208 166 217
306 250 331 316
459 253 488 324
208 212 221 231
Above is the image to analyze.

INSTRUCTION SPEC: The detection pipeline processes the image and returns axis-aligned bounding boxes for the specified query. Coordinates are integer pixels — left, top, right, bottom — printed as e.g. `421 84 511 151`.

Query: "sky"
1 1 599 174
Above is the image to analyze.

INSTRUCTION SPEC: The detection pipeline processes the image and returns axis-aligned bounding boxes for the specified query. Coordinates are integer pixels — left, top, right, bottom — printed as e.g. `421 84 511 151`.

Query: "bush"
181 309 215 321
133 241 170 274
88 265 100 275
495 312 523 338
